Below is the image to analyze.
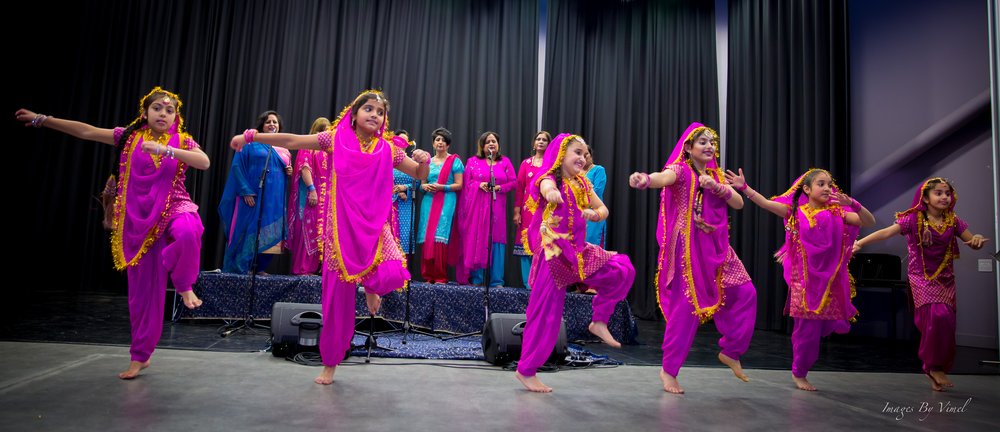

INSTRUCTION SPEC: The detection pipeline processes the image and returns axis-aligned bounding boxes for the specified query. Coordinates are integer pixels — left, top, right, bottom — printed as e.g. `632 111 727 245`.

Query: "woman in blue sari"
219 110 292 274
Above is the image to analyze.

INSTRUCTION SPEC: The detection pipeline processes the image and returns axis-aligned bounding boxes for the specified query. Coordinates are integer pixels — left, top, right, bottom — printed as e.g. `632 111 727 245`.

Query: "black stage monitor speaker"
271 302 323 357
482 313 567 366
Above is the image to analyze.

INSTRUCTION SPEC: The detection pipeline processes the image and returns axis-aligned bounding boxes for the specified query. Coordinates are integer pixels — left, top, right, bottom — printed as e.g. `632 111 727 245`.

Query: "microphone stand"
382 146 439 344
441 150 496 340
400 164 439 343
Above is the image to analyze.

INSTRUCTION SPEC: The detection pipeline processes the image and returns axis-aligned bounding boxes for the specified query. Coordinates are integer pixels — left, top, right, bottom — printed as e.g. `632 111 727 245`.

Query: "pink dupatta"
320 96 397 282
773 169 859 319
653 122 733 322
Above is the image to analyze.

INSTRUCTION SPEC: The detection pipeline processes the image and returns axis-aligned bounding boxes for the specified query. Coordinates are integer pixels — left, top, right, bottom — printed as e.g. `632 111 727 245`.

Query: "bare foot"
659 370 684 394
718 353 749 382
314 366 336 385
178 290 203 309
792 375 817 391
929 370 954 388
365 292 382 315
118 360 151 380
588 321 621 348
515 372 553 393
925 372 945 392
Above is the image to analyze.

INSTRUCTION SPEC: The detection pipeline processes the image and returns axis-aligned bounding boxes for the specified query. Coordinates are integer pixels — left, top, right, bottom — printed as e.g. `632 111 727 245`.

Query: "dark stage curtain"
725 0 851 330
8 0 539 296
542 0 720 320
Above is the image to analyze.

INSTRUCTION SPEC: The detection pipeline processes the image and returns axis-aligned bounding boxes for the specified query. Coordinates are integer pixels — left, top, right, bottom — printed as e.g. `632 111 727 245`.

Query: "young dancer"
629 123 756 394
16 87 208 379
726 167 875 390
515 133 635 393
854 178 988 391
230 90 430 385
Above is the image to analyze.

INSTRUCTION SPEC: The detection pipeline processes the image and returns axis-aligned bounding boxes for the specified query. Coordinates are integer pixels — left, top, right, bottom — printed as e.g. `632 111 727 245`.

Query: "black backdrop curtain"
542 0 719 320
725 0 851 331
8 0 539 297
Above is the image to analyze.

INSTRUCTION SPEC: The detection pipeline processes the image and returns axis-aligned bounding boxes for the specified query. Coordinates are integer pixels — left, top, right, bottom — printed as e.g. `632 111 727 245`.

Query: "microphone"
487 148 496 200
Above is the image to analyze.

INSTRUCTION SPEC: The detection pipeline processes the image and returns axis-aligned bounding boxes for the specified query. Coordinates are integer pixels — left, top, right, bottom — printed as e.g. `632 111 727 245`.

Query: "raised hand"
832 192 853 207
724 168 746 189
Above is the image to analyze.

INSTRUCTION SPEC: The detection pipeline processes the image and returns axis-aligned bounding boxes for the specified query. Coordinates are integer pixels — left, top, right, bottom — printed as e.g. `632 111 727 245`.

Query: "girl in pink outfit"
16 87 209 380
287 117 332 275
230 90 430 385
628 123 757 394
854 178 988 391
726 168 875 391
515 133 635 393
513 131 552 288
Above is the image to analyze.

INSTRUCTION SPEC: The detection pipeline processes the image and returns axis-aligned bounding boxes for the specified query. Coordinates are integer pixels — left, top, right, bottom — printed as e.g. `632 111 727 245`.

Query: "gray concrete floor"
1 341 997 432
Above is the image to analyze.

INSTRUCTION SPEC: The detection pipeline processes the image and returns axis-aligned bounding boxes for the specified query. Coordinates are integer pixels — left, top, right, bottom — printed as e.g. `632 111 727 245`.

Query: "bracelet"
744 188 757 200
31 114 49 128
849 198 862 212
715 186 733 201
243 128 257 144
736 182 749 192
166 147 175 159
156 145 162 156
637 173 651 190
307 184 316 192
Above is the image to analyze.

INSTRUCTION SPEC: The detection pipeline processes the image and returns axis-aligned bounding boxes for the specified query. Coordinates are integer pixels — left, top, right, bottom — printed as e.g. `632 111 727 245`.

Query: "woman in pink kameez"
287 117 331 275
456 131 517 286
513 131 551 288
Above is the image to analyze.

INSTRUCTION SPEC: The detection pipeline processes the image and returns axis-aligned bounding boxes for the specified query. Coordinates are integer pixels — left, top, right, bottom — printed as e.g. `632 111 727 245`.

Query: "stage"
1 341 998 431
2 289 999 431
178 272 638 345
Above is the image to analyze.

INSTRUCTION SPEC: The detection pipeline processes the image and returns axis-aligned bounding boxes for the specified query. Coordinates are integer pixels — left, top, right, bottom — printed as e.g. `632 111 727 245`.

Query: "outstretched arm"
629 168 676 190
853 223 901 253
725 168 790 218
230 130 320 151
16 109 115 145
